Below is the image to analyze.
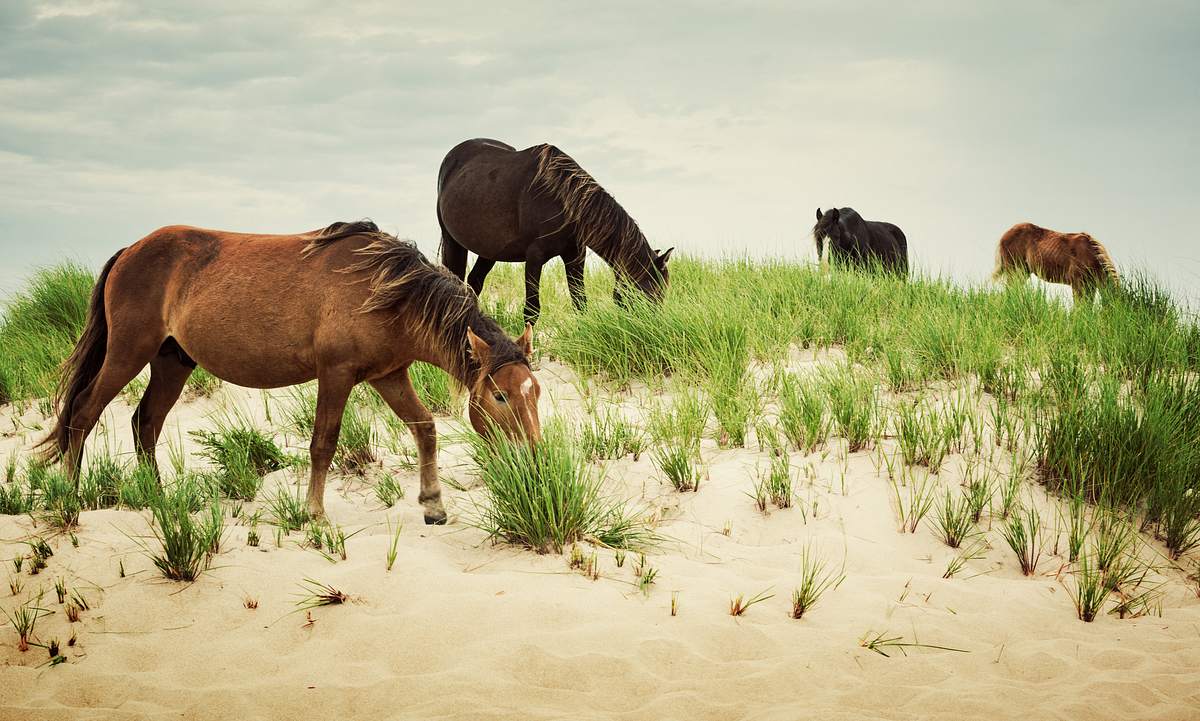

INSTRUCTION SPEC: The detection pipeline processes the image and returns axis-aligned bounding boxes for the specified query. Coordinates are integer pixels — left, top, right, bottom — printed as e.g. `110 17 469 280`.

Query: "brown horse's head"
465 325 541 445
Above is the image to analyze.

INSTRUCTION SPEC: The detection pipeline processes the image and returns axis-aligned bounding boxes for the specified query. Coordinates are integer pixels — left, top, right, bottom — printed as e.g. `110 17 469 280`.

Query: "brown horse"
437 138 673 325
37 220 541 523
993 222 1119 300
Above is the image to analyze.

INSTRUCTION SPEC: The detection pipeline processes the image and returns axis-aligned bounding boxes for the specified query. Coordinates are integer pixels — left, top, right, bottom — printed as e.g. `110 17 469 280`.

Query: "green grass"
143 486 223 582
0 262 93 403
790 544 845 619
190 416 287 501
466 422 653 554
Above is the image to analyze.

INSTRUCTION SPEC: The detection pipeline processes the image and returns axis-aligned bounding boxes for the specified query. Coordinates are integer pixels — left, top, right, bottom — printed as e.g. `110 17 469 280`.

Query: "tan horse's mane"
530 144 650 268
1085 234 1120 284
302 221 526 383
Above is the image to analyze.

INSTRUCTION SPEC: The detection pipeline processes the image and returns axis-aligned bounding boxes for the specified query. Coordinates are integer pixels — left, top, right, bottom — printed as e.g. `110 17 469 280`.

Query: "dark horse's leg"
370 369 447 525
439 228 468 281
523 248 548 325
564 249 587 312
131 347 194 474
306 368 354 519
466 257 496 297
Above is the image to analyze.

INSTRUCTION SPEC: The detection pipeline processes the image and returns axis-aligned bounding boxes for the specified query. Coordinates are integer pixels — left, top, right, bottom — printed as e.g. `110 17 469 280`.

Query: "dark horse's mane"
302 221 527 383
530 144 648 266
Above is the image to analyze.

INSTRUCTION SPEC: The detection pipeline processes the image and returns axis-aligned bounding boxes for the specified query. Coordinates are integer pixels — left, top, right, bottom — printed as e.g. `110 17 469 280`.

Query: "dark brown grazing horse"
993 222 1119 300
37 220 542 523
436 138 673 324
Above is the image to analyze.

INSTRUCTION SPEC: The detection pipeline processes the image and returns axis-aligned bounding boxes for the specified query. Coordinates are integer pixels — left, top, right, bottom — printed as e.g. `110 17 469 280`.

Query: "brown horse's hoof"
424 512 447 525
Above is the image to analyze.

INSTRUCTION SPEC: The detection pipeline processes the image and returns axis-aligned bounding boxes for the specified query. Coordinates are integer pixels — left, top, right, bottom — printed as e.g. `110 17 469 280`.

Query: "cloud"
1 0 1198 301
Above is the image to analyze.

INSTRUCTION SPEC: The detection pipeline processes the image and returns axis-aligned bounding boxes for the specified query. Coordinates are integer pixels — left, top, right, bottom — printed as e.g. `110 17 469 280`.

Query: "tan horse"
37 220 541 523
993 222 1119 300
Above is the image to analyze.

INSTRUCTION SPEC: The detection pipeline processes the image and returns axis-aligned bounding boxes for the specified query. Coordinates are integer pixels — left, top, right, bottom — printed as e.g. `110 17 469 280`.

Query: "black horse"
437 138 673 324
812 207 908 275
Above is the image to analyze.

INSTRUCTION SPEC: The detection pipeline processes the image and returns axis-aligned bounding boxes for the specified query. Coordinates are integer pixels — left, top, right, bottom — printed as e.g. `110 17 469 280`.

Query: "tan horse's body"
40 221 541 522
993 222 1119 300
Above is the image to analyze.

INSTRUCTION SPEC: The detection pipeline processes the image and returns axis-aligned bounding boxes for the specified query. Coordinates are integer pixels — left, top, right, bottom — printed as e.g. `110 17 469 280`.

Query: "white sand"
1 356 1199 721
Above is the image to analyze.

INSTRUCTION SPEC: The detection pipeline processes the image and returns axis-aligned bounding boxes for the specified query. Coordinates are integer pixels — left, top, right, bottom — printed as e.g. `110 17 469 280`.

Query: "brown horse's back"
107 226 393 388
994 222 1117 293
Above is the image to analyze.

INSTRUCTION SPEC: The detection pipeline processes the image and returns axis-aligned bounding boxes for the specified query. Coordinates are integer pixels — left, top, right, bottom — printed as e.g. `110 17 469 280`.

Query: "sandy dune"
1 356 1198 721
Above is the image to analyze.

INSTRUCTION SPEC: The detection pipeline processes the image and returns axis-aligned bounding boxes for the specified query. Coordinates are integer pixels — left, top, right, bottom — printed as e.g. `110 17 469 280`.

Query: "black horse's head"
813 207 844 262
614 246 673 307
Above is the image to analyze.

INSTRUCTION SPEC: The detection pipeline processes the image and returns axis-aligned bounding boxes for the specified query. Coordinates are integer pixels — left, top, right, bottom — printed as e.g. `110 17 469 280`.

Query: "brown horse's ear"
658 247 674 265
466 327 491 364
516 324 534 356
816 207 823 221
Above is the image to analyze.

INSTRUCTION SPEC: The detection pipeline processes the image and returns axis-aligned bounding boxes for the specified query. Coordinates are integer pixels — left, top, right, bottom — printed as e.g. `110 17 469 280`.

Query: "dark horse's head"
813 207 850 263
614 245 674 307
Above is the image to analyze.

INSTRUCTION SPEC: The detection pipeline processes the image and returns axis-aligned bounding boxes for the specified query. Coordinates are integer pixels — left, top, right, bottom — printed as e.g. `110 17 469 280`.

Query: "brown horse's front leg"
370 370 446 525
307 372 354 520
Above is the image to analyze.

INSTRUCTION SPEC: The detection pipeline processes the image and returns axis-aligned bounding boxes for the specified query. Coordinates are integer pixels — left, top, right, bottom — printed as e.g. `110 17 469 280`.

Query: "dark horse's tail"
36 248 125 463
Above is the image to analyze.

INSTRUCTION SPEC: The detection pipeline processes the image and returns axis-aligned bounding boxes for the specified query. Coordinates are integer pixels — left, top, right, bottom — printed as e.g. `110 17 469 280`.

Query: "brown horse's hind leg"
370 369 446 525
131 350 194 474
466 257 496 297
63 335 164 479
305 370 355 519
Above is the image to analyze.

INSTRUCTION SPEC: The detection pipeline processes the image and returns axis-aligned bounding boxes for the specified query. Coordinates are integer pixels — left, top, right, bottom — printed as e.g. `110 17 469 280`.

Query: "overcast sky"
2 1 1198 303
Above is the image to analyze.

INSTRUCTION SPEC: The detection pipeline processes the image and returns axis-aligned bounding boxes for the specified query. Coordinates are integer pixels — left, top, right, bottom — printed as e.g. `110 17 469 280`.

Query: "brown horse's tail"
1086 235 1120 285
36 248 125 463
992 236 1011 281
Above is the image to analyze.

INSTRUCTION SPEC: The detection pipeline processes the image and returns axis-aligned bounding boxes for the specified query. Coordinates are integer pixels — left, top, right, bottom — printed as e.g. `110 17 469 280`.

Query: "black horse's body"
436 138 671 324
812 207 908 274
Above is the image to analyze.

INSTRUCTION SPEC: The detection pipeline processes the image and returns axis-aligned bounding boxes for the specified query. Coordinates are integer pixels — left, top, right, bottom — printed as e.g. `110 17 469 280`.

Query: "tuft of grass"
930 489 975 548
374 475 405 508
859 629 969 658
266 486 310 533
778 374 828 452
729 588 774 617
750 454 795 511
191 418 287 501
467 422 654 554
824 365 877 453
890 469 937 534
1 595 49 652
385 517 402 571
580 409 647 461
943 539 988 579
653 444 700 493
80 454 126 510
1000 505 1043 576
1070 554 1107 622
790 544 845 619
143 488 224 582
294 578 349 610
34 469 81 531
183 367 222 399
0 262 93 402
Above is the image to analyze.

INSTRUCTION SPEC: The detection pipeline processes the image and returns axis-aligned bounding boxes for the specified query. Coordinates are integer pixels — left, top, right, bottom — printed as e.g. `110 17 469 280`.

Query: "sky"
2 1 1199 304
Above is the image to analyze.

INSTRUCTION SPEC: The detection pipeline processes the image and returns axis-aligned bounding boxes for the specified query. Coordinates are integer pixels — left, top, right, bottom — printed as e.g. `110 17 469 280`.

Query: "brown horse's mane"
302 222 526 383
530 144 653 269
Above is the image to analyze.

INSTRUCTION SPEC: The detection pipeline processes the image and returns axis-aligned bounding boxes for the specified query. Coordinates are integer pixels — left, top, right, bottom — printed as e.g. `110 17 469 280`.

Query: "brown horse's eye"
493 391 508 404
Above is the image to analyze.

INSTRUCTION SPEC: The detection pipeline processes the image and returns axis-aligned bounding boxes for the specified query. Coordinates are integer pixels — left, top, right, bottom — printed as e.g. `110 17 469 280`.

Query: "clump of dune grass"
653 445 700 493
385 517 402 571
183 367 222 399
859 629 968 657
80 454 126 510
294 578 349 610
823 365 876 452
790 544 844 619
1000 504 1043 576
777 374 828 452
374 475 405 508
141 487 223 582
1070 554 1107 622
943 539 988 579
729 588 774 617
931 489 975 548
266 486 310 533
191 417 287 501
580 408 646 461
467 422 653 554
750 454 795 511
0 262 93 403
34 468 81 531
890 469 936 533
648 390 708 451
2 595 49 652
410 361 454 414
